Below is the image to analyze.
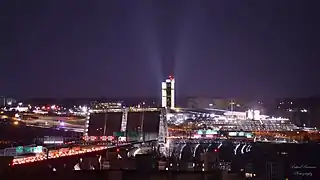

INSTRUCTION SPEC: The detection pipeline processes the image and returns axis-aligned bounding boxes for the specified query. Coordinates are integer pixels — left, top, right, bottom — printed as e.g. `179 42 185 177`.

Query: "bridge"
168 138 252 161
85 108 169 155
7 106 305 169
5 108 166 169
10 140 158 172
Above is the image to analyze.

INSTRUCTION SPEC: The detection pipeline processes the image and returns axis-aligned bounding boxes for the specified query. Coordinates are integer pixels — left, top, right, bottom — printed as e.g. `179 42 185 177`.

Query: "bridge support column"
158 108 169 156
84 113 90 136
191 144 200 157
120 108 128 133
172 143 185 160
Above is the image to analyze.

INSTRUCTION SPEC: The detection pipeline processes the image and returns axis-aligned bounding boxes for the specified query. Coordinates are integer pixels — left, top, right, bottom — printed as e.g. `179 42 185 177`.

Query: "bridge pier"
158 108 169 156
167 139 253 160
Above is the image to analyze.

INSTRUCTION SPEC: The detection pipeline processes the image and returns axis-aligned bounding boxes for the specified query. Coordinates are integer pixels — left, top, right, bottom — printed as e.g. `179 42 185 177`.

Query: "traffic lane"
12 143 133 165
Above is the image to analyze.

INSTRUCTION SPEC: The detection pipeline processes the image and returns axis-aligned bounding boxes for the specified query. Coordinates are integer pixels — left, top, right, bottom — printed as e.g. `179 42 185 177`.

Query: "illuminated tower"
161 76 175 108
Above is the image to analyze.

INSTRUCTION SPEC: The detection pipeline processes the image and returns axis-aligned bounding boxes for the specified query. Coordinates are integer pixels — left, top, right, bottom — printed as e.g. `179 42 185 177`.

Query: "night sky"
1 1 319 99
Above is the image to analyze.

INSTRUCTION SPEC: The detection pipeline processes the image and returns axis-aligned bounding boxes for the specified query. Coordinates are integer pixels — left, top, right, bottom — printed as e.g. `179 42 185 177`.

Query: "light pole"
103 113 108 136
140 111 145 142
230 100 235 112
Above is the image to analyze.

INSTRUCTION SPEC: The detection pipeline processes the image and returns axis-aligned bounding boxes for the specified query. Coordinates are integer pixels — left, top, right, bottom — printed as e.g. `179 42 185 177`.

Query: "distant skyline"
16 96 320 107
1 1 319 99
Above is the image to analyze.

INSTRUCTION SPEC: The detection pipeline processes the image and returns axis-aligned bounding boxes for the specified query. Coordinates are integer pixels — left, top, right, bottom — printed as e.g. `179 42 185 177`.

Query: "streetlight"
230 101 235 112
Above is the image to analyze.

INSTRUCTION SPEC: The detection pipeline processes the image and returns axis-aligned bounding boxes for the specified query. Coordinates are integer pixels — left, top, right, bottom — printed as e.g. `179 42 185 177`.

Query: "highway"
12 142 130 165
12 117 85 133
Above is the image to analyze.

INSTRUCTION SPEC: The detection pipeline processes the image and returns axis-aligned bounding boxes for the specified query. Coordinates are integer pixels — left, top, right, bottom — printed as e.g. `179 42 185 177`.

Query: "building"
0 96 5 107
201 151 220 171
91 102 123 109
0 96 15 107
275 97 320 128
187 98 245 111
249 143 319 180
187 97 268 113
265 161 285 180
161 76 175 108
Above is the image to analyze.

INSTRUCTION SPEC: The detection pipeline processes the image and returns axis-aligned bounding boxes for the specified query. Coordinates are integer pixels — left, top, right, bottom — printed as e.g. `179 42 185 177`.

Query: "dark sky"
1 0 319 99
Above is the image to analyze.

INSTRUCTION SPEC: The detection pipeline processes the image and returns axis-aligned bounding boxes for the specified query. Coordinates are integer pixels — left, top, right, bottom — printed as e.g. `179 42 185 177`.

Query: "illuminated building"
161 76 175 108
0 96 5 107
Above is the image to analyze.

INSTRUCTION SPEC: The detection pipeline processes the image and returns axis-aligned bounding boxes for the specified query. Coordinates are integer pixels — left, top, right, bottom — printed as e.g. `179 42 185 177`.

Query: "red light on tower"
169 75 173 80
213 149 218 152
